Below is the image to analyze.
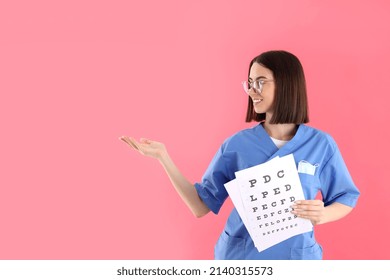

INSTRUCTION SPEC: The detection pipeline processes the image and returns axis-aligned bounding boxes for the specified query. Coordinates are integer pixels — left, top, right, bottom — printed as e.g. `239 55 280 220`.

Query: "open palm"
119 136 166 160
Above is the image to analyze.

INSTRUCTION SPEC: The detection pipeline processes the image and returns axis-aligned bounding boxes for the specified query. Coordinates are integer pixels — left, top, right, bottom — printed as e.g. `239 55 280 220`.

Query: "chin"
254 108 266 114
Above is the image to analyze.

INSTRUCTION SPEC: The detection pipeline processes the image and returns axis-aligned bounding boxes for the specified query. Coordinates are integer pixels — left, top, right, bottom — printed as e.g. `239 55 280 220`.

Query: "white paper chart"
224 154 313 252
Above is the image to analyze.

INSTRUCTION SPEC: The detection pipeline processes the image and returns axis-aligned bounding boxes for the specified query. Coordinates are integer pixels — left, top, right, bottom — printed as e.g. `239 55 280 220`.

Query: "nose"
248 87 261 96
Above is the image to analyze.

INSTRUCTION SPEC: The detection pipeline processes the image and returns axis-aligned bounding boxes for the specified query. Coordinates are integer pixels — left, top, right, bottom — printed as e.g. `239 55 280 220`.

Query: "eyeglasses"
242 79 274 94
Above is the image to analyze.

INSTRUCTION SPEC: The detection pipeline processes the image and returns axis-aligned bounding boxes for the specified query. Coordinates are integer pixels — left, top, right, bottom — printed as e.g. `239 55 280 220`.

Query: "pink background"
1 0 389 259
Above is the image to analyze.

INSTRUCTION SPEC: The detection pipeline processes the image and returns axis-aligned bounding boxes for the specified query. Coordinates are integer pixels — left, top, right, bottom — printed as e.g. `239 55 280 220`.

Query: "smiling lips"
252 98 263 104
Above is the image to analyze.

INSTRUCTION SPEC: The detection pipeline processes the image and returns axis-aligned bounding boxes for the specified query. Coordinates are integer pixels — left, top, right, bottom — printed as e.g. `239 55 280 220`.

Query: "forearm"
158 151 210 218
317 202 353 225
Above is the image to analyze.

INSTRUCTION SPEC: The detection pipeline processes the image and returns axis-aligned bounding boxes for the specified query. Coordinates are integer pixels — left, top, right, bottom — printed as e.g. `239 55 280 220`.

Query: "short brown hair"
245 50 309 124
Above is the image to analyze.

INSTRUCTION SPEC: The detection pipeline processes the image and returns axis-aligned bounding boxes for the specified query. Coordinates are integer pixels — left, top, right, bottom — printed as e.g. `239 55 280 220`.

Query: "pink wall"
1 0 389 259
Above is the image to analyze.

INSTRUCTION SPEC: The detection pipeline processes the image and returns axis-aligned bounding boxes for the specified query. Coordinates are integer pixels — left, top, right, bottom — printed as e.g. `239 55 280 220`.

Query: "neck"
262 121 297 141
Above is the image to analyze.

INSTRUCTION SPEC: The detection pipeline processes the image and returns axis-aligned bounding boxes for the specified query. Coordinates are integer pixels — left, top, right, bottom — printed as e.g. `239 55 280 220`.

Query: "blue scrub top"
194 124 360 260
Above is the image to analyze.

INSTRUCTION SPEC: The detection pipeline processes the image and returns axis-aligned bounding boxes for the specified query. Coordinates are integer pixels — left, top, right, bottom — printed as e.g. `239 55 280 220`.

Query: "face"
248 63 275 117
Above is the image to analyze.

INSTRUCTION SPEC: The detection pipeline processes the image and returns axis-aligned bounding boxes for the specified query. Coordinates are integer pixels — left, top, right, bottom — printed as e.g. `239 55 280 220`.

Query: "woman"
120 50 360 259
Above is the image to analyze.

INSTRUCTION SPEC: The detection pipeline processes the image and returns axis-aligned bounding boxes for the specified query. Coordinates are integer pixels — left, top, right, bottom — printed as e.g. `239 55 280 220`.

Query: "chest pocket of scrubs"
214 231 245 260
298 173 320 200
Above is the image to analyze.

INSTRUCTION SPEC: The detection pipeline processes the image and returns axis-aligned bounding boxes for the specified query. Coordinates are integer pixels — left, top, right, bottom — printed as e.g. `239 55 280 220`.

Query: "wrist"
157 149 170 164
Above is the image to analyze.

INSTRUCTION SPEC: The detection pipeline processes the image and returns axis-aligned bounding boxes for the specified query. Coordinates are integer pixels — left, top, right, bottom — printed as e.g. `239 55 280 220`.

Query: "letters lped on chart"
224 154 313 252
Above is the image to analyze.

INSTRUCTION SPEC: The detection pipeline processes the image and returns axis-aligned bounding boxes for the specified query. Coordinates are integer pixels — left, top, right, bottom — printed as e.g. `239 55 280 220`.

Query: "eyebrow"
248 76 268 81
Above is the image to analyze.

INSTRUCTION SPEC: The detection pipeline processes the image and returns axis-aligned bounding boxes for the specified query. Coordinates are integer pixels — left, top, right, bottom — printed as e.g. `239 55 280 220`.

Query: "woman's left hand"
291 200 325 226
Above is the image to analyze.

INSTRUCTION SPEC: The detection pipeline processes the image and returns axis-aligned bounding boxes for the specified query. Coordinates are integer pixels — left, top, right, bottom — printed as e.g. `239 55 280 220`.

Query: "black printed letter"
277 170 284 178
249 179 257 188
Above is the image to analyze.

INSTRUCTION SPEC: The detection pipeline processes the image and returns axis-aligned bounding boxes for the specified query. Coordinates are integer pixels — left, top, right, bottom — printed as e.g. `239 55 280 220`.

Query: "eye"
255 80 263 88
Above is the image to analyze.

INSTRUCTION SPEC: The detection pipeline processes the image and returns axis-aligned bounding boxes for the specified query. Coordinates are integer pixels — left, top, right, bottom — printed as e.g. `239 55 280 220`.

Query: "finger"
128 137 142 151
291 211 320 221
292 208 322 215
120 136 139 150
119 136 131 145
291 204 323 213
292 204 322 211
127 140 139 150
119 136 133 147
294 200 321 206
293 201 323 209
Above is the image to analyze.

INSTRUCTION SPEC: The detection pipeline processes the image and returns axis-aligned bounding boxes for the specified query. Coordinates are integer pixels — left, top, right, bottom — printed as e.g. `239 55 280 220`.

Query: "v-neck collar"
255 123 307 159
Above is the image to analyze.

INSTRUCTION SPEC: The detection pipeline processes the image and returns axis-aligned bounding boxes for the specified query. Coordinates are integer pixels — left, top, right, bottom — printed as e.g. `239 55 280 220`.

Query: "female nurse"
120 50 360 259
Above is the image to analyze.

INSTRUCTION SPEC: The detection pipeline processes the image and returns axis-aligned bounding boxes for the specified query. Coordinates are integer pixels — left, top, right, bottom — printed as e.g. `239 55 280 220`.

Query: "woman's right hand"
119 136 167 160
